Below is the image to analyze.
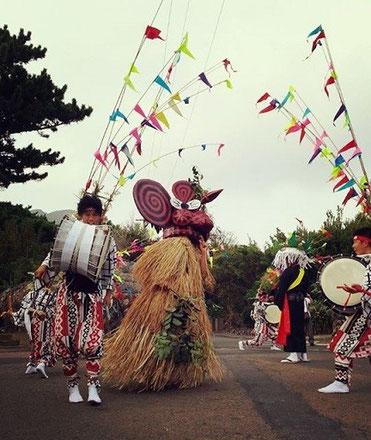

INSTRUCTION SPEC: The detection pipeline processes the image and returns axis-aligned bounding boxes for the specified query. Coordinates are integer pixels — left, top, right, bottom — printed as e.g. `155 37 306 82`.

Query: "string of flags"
257 25 370 215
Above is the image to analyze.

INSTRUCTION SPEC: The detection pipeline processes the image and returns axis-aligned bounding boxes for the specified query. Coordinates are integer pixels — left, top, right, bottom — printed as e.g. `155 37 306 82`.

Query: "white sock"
88 384 102 405
69 384 84 403
318 380 349 394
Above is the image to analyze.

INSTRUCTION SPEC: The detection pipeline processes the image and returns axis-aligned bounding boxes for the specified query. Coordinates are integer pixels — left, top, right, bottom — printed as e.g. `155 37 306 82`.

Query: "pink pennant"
315 137 323 149
356 195 365 207
286 122 301 135
136 142 142 155
217 143 225 156
110 142 121 170
130 128 142 145
223 58 237 73
149 113 163 131
94 150 108 170
134 104 146 118
346 147 362 166
85 179 92 190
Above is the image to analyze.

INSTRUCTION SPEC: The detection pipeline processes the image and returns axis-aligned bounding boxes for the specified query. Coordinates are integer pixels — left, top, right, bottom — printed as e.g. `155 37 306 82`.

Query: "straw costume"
273 247 311 363
103 179 224 391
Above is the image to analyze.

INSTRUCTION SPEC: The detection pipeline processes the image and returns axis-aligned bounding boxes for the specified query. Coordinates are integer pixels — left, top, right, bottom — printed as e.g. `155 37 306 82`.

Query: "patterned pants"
247 320 278 346
53 281 104 387
28 314 56 367
335 354 353 385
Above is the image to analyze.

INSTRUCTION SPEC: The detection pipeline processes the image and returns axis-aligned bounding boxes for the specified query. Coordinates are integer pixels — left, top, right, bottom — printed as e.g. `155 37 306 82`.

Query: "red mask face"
133 179 223 241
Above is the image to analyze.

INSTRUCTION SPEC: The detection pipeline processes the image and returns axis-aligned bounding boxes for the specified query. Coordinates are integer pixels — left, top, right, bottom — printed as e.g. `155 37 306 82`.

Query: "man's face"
80 208 102 225
352 238 371 255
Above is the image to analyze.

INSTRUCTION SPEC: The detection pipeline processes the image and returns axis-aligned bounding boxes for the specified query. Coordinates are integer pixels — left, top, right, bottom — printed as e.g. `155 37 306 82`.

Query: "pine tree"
0 25 93 187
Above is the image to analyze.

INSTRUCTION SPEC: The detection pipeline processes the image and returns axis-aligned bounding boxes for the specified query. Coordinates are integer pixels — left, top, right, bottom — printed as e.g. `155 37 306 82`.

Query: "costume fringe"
102 237 224 391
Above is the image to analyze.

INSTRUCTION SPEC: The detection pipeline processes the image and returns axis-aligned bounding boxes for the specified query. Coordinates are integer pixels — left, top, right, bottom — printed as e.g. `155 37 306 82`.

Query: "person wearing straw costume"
34 195 116 404
103 178 224 391
273 247 311 363
318 227 371 394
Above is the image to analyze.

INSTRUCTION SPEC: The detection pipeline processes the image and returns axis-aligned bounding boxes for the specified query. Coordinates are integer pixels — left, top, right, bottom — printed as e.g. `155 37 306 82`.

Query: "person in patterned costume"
13 278 56 378
35 195 116 404
318 227 371 393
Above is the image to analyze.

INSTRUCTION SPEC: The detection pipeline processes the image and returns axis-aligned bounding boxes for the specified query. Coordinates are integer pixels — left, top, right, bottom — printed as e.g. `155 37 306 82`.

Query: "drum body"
50 215 112 282
317 255 365 314
264 303 281 324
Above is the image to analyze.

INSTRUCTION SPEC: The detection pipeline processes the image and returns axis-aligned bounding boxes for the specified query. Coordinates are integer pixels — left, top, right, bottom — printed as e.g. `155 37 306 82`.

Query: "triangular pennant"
333 175 349 192
178 33 195 59
134 103 146 118
333 104 346 124
334 155 345 167
115 110 129 124
124 75 136 91
178 148 183 157
307 25 323 39
320 147 332 159
256 92 270 104
171 92 182 101
324 76 335 97
338 139 356 154
109 142 120 170
130 64 140 74
337 178 356 192
136 143 142 155
145 25 164 40
155 111 170 128
199 72 212 88
346 147 362 166
149 114 163 131
127 173 136 180
130 128 142 145
284 117 297 131
154 75 171 93
201 144 206 150
311 30 326 52
152 158 159 168
120 143 134 166
342 188 357 205
184 97 190 104
94 149 108 170
118 176 127 187
169 99 183 116
225 79 233 89
217 143 225 156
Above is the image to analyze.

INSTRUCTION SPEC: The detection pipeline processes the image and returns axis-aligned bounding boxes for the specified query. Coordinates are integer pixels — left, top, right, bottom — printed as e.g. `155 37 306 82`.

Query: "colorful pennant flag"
333 104 346 124
307 25 323 39
134 104 146 118
324 75 335 97
256 92 270 104
184 97 190 104
172 92 182 101
259 99 278 114
217 143 225 156
127 173 136 180
338 178 356 192
346 147 362 166
199 72 212 88
124 75 136 91
94 149 108 170
342 188 357 205
130 128 142 146
311 30 326 53
284 117 298 131
334 155 345 167
308 148 322 164
85 179 92 190
136 143 142 155
338 139 356 154
154 75 171 93
178 33 195 59
118 176 127 187
302 108 311 119
109 142 120 170
223 58 237 73
155 112 169 128
320 147 332 159
120 143 134 166
148 114 163 131
333 175 349 192
225 79 233 89
145 25 164 40
201 144 206 150
178 148 183 157
152 158 159 167
169 99 183 116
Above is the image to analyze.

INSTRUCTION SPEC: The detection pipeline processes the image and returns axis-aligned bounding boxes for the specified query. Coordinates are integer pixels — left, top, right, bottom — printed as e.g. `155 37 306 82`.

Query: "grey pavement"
0 334 370 440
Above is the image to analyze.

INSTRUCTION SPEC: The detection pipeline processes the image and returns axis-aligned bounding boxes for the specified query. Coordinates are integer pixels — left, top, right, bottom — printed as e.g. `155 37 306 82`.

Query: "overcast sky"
1 0 370 247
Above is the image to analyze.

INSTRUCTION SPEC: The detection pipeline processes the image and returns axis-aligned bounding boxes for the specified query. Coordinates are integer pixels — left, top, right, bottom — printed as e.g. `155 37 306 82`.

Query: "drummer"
34 195 116 405
318 227 371 393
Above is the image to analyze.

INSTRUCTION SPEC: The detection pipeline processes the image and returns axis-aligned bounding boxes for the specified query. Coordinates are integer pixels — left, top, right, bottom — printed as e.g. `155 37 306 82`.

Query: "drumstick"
343 293 352 308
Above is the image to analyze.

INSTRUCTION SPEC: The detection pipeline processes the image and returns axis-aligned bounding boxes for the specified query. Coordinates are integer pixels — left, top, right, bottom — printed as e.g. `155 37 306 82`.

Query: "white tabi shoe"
281 352 300 363
25 364 37 375
36 362 48 379
318 380 349 394
87 384 102 405
238 341 247 351
299 353 310 362
270 345 281 351
69 384 84 403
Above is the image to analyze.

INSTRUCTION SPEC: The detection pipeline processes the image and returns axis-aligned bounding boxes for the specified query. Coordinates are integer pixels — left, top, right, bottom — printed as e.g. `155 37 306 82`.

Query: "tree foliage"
0 202 56 290
0 25 93 187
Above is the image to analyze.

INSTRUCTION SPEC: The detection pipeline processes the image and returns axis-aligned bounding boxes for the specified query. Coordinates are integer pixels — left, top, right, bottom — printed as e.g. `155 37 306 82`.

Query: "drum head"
318 256 365 313
265 304 281 324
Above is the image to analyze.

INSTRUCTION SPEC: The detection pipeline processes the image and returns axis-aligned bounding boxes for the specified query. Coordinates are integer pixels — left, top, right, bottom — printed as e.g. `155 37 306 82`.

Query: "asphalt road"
0 334 370 440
